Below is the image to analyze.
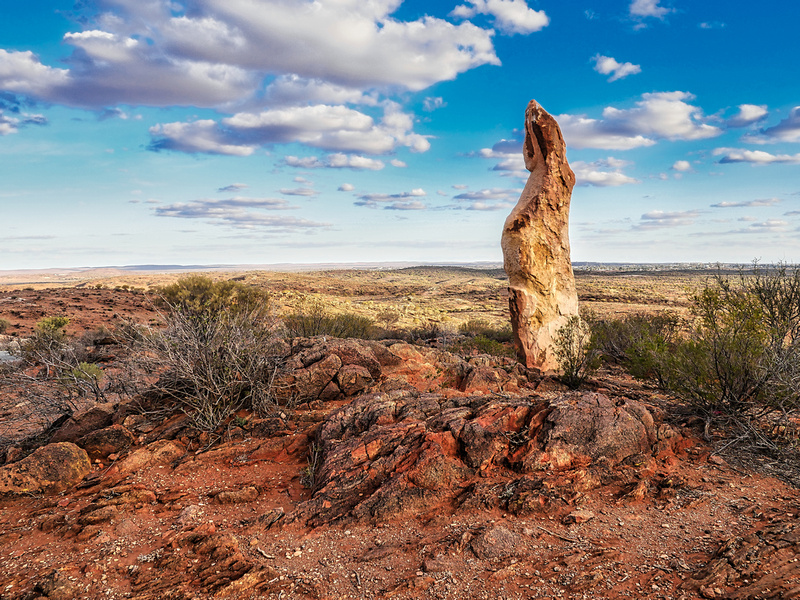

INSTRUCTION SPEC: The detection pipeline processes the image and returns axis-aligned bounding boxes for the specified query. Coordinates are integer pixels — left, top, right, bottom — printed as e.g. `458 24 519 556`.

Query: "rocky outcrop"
502 100 578 371
78 424 136 460
50 403 116 443
295 391 670 525
0 442 91 495
683 520 800 599
276 337 520 402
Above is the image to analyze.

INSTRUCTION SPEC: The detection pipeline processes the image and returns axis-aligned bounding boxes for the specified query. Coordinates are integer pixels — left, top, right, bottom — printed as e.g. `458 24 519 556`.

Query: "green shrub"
154 275 270 317
589 311 680 387
284 300 376 339
23 316 71 371
35 315 70 341
449 335 515 358
0 318 9 334
614 265 800 445
662 271 789 417
18 316 109 401
553 316 600 389
69 361 104 384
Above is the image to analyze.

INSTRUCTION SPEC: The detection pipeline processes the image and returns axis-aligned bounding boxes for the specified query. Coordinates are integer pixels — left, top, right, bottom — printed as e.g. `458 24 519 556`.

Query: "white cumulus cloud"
573 158 639 187
151 104 428 156
636 210 700 229
451 0 549 35
559 92 722 150
153 196 329 230
672 160 692 172
711 198 781 208
218 183 249 192
355 187 427 209
629 0 672 19
727 104 768 128
756 107 800 143
592 55 641 82
714 148 800 165
285 154 386 170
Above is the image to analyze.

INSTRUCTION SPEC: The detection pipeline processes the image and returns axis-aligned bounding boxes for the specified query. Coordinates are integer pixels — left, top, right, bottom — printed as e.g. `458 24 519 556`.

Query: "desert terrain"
0 265 798 600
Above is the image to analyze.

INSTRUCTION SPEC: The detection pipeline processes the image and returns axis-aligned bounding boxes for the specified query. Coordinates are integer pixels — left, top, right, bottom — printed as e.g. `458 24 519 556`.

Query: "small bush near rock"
449 335 514 359
589 311 680 387
0 318 9 334
15 316 107 402
604 264 800 449
553 316 600 389
663 267 800 420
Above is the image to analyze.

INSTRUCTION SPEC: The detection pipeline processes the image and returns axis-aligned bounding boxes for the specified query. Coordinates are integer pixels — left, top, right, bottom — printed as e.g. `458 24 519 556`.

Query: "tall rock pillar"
501 100 578 371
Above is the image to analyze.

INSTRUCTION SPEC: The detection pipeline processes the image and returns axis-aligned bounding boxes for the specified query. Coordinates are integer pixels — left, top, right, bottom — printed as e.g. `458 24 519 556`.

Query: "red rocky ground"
0 290 799 600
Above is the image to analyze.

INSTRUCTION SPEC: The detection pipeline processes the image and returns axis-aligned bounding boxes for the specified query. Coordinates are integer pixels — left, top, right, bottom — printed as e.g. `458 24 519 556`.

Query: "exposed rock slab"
0 442 91 496
295 391 669 525
502 100 578 371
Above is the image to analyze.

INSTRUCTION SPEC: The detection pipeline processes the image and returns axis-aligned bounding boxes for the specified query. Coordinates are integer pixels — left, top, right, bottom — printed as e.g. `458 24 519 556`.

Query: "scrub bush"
554 316 600 389
283 299 376 339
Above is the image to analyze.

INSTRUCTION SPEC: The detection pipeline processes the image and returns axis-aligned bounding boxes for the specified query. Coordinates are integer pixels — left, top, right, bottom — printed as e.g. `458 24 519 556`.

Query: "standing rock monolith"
501 100 578 371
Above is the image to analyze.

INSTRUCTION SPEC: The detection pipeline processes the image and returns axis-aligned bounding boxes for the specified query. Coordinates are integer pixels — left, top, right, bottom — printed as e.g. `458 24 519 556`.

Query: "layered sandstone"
502 100 578 370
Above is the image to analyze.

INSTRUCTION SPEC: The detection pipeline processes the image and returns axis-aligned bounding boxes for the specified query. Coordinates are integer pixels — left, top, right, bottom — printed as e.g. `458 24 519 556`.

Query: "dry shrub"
128 286 287 432
664 267 800 424
458 319 513 343
15 316 108 402
589 311 681 387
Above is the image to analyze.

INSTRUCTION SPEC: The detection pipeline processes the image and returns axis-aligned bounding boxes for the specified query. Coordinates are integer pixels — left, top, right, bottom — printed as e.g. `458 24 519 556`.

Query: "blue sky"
1 0 799 269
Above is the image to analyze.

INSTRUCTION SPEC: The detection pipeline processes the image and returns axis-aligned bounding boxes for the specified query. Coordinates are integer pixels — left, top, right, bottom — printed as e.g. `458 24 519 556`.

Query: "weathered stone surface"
0 442 91 496
50 402 116 443
116 439 185 476
470 525 526 560
78 424 136 460
215 486 260 504
34 570 82 600
336 364 373 396
290 353 342 402
536 393 656 469
501 100 578 371
295 390 664 525
460 365 509 394
683 521 800 599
